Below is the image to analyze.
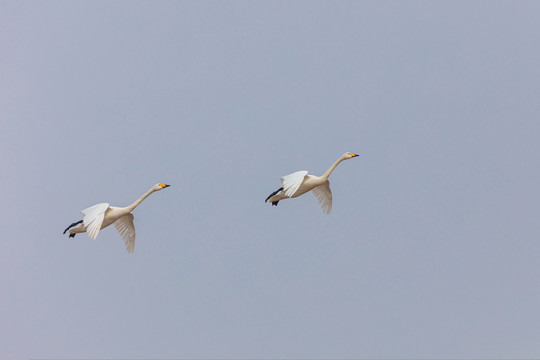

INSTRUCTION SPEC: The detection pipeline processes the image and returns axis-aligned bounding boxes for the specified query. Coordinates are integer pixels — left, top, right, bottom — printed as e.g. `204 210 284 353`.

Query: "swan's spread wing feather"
114 214 136 254
80 203 110 240
280 170 308 197
311 181 332 214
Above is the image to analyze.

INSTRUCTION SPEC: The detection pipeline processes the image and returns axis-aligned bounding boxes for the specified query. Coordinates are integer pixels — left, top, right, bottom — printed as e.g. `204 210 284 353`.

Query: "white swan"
265 153 358 214
63 183 170 253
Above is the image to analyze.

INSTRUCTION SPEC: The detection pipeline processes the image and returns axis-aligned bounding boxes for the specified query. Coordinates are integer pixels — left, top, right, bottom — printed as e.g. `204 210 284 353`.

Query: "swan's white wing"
280 170 308 197
114 214 136 254
80 203 109 240
311 180 332 214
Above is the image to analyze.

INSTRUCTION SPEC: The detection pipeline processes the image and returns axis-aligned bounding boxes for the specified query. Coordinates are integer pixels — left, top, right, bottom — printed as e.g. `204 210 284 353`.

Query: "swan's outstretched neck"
125 187 157 213
321 156 346 180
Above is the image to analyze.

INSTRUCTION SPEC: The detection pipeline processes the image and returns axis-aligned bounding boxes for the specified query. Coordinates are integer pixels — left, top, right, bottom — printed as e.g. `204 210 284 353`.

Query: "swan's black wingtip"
69 233 76 238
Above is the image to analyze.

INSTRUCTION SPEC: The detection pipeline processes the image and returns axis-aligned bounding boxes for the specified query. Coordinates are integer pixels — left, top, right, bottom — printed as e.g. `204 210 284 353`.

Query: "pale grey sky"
2 1 540 359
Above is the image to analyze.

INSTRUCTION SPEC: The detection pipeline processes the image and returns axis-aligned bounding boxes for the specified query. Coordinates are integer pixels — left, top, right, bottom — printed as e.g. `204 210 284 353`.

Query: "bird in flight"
63 183 170 253
265 152 359 214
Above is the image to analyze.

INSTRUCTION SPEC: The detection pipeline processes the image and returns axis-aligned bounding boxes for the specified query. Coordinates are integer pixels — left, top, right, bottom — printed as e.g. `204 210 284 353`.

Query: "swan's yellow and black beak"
160 184 171 188
349 153 359 157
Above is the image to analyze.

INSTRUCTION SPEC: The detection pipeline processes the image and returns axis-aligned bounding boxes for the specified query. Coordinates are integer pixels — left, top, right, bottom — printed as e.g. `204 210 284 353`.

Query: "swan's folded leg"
63 220 83 234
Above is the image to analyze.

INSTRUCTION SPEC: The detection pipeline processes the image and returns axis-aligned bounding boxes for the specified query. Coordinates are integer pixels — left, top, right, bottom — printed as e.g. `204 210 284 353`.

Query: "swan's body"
265 152 358 214
63 183 170 253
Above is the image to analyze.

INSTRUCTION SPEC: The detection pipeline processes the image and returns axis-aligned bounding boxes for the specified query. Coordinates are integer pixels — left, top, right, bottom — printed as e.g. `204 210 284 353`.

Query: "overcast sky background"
2 1 540 359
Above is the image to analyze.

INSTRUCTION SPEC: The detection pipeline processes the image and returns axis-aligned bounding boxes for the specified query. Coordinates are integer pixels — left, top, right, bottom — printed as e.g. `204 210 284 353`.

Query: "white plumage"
311 180 332 214
81 203 109 240
114 213 136 254
282 170 309 197
63 183 170 253
265 152 358 213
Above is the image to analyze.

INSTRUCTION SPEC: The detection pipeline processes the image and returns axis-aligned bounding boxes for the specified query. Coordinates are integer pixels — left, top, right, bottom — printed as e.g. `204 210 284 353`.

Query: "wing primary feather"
114 214 136 254
312 181 333 214
281 171 308 198
80 203 109 240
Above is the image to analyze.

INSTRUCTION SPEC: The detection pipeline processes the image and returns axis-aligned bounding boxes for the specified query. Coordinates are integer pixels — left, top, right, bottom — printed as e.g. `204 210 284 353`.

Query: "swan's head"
153 183 171 191
343 152 359 159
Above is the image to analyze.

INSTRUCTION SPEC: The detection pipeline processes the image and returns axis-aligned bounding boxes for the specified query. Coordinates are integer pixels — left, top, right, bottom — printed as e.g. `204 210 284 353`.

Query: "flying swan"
63 183 170 253
265 152 358 214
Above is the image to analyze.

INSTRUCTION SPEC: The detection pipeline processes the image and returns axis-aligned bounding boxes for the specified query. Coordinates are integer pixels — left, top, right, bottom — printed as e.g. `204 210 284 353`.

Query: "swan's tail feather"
63 220 83 235
265 187 283 203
